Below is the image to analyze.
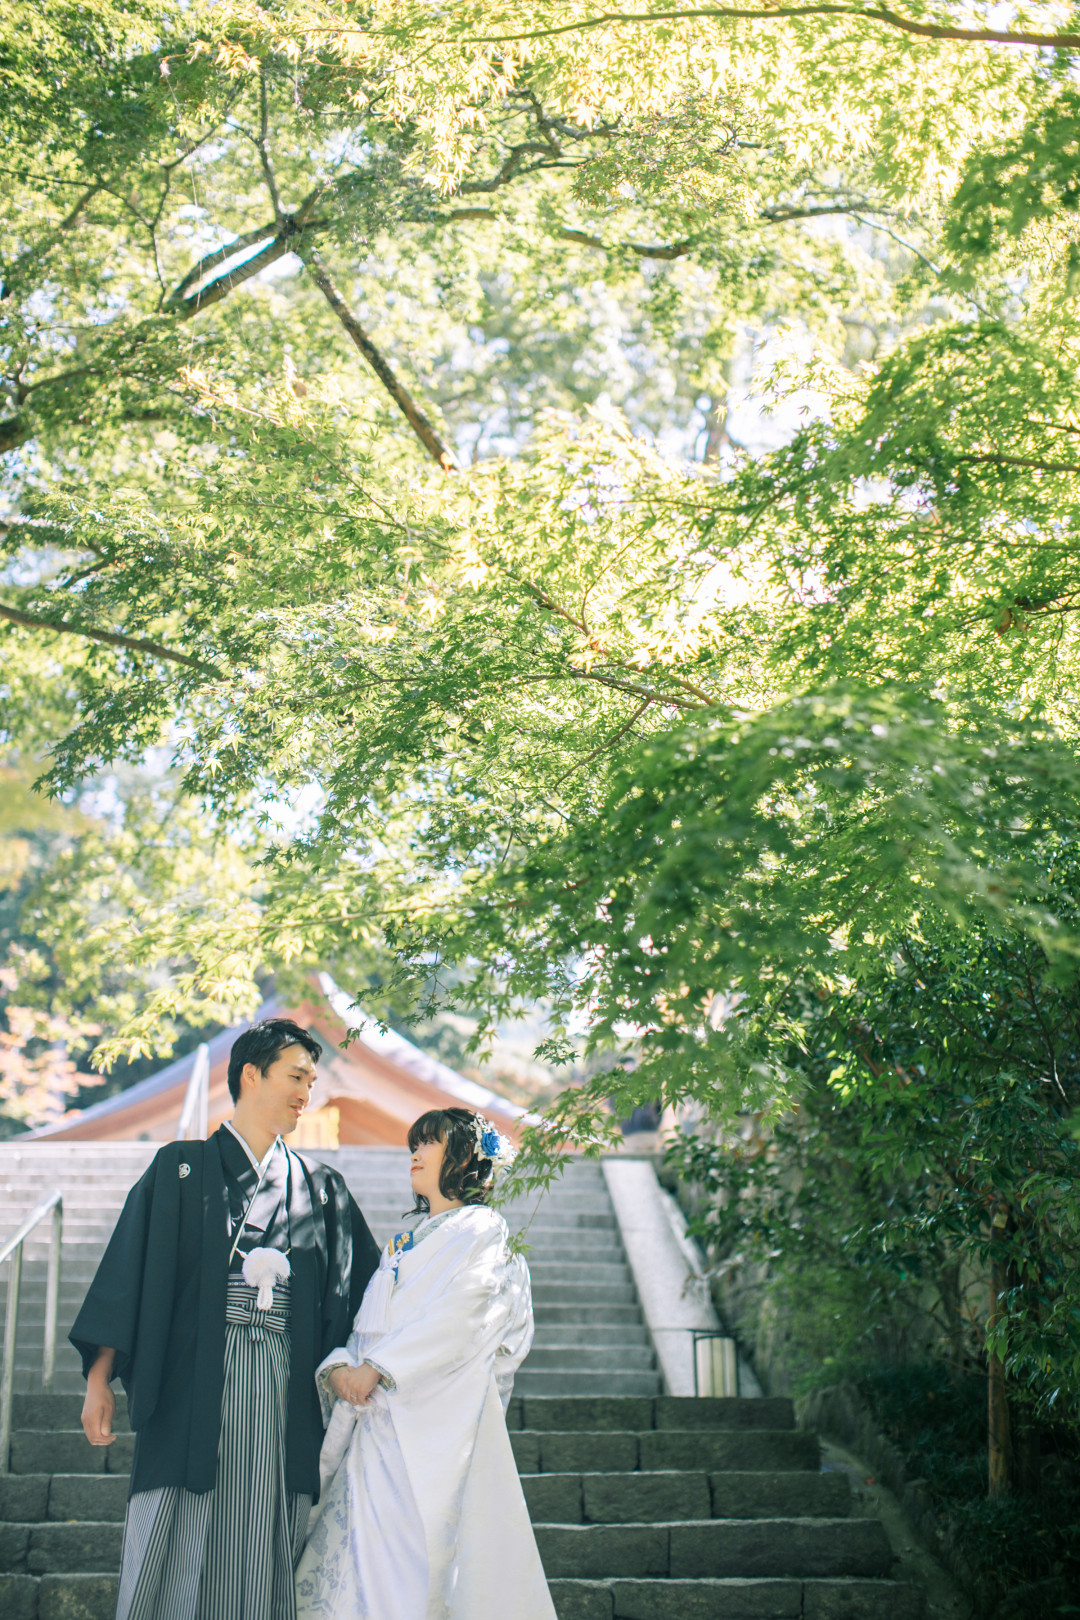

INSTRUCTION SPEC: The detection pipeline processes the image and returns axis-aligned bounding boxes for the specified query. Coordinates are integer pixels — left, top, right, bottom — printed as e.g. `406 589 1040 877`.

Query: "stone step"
523 1345 656 1373
508 1398 795 1434
12 1425 819 1483
0 1162 154 1177
8 1432 134 1477
0 1476 129 1525
533 1517 893 1580
534 1304 646 1326
532 1284 638 1306
0 1227 623 1261
510 1430 820 1476
518 1250 628 1263
0 1180 146 1193
521 1471 851 1525
1 1198 620 1227
533 1324 651 1348
0 1571 118 1620
0 1510 890 1585
0 1520 124 1575
529 1263 632 1284
13 1397 129 1432
547 1576 924 1619
516 1370 663 1398
5 1373 88 1399
510 1212 617 1232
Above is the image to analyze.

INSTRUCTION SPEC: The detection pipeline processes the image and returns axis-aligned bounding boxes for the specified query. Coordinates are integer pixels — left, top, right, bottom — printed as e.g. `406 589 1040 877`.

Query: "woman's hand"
329 1362 382 1407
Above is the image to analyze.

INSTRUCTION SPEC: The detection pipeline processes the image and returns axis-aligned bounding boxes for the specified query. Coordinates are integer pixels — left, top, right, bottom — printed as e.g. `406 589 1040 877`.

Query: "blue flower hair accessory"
471 1114 516 1185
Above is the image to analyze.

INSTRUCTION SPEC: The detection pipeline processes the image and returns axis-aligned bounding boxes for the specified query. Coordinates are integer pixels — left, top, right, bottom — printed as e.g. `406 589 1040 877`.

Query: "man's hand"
82 1348 117 1447
329 1362 382 1408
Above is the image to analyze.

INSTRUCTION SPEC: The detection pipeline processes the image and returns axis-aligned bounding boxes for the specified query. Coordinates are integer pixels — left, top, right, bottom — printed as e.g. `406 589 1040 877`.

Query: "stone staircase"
513 1394 924 1618
0 1144 659 1399
1 1145 925 1618
0 1390 923 1619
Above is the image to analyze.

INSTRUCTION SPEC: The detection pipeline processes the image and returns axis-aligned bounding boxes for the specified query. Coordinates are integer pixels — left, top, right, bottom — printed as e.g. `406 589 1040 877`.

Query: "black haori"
69 1128 380 1498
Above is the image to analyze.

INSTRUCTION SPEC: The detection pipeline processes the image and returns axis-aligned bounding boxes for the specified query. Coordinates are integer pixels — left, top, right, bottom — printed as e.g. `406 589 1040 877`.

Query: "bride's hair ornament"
471 1114 517 1186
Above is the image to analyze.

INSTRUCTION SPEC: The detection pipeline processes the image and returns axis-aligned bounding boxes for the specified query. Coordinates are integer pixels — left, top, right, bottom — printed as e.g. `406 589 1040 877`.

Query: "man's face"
242 1043 317 1137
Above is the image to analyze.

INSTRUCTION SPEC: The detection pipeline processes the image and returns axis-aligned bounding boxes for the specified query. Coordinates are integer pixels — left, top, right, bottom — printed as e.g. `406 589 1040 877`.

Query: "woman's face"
409 1134 447 1203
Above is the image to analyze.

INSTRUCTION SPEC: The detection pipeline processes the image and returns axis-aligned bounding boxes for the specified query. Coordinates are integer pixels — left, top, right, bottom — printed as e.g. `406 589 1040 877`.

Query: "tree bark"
987 1247 1012 1497
1013 1410 1041 1495
934 1255 967 1369
294 242 458 471
0 602 220 675
470 6 1080 54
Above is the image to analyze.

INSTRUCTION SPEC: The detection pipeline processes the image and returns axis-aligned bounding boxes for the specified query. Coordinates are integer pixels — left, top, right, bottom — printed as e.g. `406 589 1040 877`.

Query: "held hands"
329 1362 382 1408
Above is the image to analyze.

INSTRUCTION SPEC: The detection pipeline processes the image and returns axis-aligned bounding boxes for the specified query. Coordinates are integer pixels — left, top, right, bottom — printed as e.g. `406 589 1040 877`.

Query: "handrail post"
43 1197 63 1392
1 1189 66 1471
197 1043 209 1140
0 1240 23 1474
177 1042 211 1140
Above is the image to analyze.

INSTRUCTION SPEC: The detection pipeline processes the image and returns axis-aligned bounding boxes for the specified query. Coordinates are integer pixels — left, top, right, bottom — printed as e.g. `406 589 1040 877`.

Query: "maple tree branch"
951 452 1080 475
520 577 714 704
164 223 282 310
459 5 1080 51
163 187 325 315
558 201 904 260
295 241 458 470
1 182 106 302
0 602 222 675
550 698 654 787
558 227 695 259
848 211 944 276
458 141 568 193
560 667 706 709
19 365 97 400
1022 416 1080 439
258 70 285 222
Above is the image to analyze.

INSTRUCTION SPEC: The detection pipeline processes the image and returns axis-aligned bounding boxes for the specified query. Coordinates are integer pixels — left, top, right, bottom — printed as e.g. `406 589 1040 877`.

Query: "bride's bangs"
407 1110 453 1152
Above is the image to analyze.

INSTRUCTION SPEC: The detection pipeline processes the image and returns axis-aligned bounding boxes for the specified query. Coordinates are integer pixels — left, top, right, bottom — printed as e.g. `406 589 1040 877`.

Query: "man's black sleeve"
69 1155 158 1384
348 1194 381 1319
320 1170 381 1355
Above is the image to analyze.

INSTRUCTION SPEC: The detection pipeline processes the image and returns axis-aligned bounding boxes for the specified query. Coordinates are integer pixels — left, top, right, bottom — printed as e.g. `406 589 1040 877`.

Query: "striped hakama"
116 1278 311 1620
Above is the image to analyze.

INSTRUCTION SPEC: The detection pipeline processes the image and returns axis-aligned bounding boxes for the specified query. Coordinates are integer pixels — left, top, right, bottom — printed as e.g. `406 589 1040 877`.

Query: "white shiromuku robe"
294 1203 556 1620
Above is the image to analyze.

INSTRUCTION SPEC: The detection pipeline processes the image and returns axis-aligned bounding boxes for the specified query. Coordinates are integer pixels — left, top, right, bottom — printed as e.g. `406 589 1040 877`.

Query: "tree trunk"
934 1255 967 1368
987 1252 1012 1496
1013 1409 1041 1495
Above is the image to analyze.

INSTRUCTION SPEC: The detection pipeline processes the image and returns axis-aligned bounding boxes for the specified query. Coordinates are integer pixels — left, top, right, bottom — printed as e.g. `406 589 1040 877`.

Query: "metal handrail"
177 1041 210 1140
0 1189 63 1473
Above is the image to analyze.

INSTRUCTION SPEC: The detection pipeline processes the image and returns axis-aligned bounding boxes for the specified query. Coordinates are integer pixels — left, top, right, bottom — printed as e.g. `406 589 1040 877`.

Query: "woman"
295 1108 556 1620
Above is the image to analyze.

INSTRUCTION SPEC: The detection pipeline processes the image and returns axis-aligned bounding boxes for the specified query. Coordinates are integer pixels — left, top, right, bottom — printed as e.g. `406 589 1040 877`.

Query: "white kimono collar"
223 1119 282 1176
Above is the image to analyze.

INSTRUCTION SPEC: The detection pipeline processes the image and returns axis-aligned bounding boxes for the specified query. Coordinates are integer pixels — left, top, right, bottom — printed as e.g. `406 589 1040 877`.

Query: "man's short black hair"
227 1018 323 1104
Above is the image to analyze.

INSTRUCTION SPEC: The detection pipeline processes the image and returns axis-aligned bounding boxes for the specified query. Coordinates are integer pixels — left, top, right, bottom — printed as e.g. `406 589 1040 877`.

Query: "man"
70 1017 381 1620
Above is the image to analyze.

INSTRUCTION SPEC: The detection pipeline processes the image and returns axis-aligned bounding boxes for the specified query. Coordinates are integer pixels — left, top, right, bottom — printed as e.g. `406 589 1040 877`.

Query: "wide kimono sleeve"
347 1190 382 1318
68 1148 171 1386
494 1249 534 1409
371 1214 530 1401
314 1165 381 1364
